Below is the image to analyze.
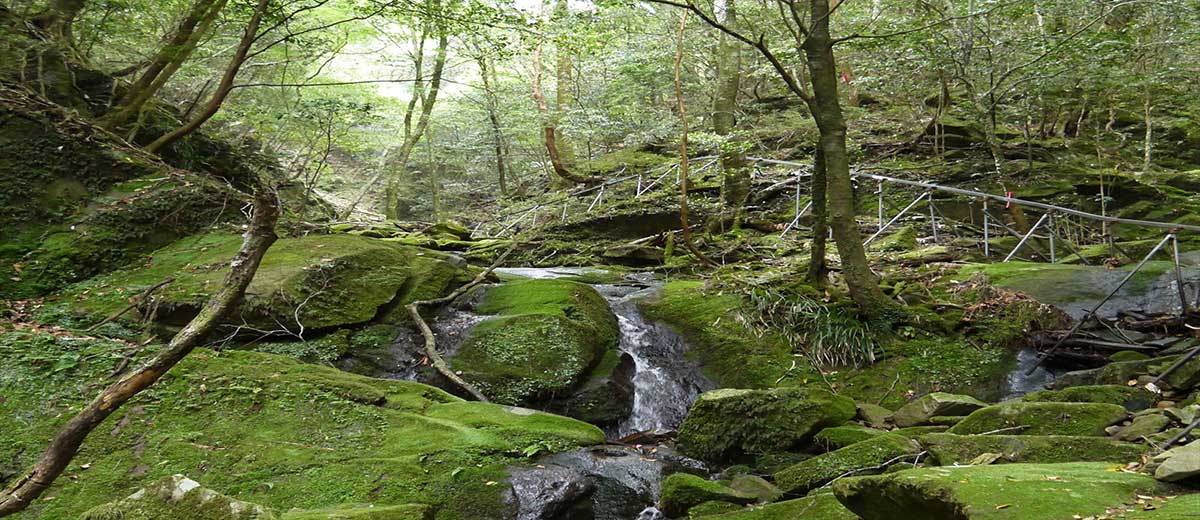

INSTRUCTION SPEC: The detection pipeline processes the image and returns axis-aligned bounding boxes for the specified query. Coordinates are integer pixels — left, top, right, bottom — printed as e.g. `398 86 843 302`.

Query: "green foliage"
746 288 879 368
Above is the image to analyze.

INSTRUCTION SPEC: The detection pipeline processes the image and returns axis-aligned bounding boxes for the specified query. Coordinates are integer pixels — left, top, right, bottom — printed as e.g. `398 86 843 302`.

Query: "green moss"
1022 385 1156 412
81 474 277 520
579 149 671 175
282 503 431 519
0 331 603 520
920 433 1149 465
52 233 470 332
773 434 923 495
676 387 856 462
948 402 1129 436
692 492 857 519
961 261 1178 307
813 425 886 451
867 225 917 253
450 279 619 406
833 462 1159 520
659 473 757 517
640 281 814 388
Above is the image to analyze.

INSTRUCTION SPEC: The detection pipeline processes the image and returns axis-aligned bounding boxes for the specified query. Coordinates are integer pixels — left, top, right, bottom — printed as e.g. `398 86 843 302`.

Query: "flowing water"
493 268 714 519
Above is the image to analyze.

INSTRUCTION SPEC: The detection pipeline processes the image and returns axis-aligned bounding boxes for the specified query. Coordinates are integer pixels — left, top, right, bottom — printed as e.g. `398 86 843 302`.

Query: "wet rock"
1055 355 1182 388
947 402 1128 436
601 243 665 267
890 392 987 428
1022 384 1156 412
919 433 1149 465
508 463 595 520
676 387 856 462
832 462 1158 520
81 474 276 520
773 434 923 495
544 350 636 427
1154 440 1200 483
658 473 756 518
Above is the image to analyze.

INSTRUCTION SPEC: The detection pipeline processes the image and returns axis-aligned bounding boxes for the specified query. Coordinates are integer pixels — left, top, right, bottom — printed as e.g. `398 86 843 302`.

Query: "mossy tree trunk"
477 55 509 196
531 0 593 185
0 187 279 518
806 147 828 283
552 0 577 170
675 11 716 267
31 0 87 49
712 0 749 228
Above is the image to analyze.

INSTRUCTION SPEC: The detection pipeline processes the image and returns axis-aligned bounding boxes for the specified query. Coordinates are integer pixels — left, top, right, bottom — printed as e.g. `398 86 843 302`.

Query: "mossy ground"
833 462 1161 520
920 433 1149 466
948 402 1129 436
0 330 603 520
47 232 470 332
773 434 923 494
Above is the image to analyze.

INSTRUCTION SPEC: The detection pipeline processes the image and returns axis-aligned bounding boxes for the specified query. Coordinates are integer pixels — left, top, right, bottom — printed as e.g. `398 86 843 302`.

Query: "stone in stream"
773 434 923 495
658 473 757 518
813 425 887 452
947 402 1128 436
919 433 1149 465
1152 440 1200 483
1054 355 1181 388
1021 384 1157 412
675 387 856 462
1115 413 1172 442
832 462 1159 520
855 402 894 429
890 392 988 428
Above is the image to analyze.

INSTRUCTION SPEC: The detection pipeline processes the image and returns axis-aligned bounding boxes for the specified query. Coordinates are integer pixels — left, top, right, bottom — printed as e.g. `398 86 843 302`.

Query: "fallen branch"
84 277 175 332
0 188 279 517
404 241 520 402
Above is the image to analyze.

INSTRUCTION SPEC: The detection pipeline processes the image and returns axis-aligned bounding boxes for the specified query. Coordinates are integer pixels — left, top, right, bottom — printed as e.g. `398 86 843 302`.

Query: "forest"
1 0 1200 518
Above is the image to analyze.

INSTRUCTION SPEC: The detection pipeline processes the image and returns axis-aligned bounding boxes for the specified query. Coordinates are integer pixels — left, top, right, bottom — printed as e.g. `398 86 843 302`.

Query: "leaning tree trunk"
531 0 592 184
478 57 509 196
145 0 269 153
674 12 716 267
802 0 888 317
98 0 227 130
0 187 279 517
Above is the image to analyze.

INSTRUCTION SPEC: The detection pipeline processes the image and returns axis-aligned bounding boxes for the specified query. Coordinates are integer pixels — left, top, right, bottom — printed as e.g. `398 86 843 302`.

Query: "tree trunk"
145 0 270 153
531 0 592 184
32 0 87 47
712 0 749 227
806 147 828 284
0 187 279 517
802 0 887 316
478 56 509 196
674 12 715 267
552 0 577 168
1142 89 1152 173
99 0 228 130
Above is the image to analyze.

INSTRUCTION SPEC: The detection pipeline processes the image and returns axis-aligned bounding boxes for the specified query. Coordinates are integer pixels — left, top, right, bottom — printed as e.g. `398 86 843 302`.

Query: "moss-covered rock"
832 462 1159 520
450 279 619 406
281 504 432 519
55 233 471 334
890 392 988 428
691 492 858 519
1153 440 1200 483
1116 414 1172 442
919 433 1149 465
1022 385 1156 412
676 387 856 462
659 473 756 518
0 331 604 520
947 402 1128 436
773 434 923 495
81 475 277 520
814 425 887 452
855 403 893 429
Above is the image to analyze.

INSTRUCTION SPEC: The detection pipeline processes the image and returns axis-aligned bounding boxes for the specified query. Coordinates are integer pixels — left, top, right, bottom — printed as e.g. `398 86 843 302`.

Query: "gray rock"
1116 414 1171 442
890 392 988 428
1154 440 1200 482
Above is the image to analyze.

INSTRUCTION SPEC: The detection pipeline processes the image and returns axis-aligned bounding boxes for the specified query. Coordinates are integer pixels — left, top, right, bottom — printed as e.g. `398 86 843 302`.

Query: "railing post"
1004 211 1051 263
1172 231 1190 314
983 200 990 258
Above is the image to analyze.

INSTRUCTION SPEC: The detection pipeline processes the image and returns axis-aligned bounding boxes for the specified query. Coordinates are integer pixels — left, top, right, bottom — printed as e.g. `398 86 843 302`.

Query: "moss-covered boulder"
1153 440 1200 483
676 387 856 462
56 233 471 334
832 462 1159 520
1164 356 1200 392
773 434 923 495
0 331 604 520
658 473 756 518
919 433 1149 465
947 402 1128 436
81 475 277 520
814 425 887 451
691 492 858 519
281 504 432 519
890 392 988 428
1022 385 1156 412
1056 355 1181 388
1116 413 1172 442
450 279 620 406
855 403 893 429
